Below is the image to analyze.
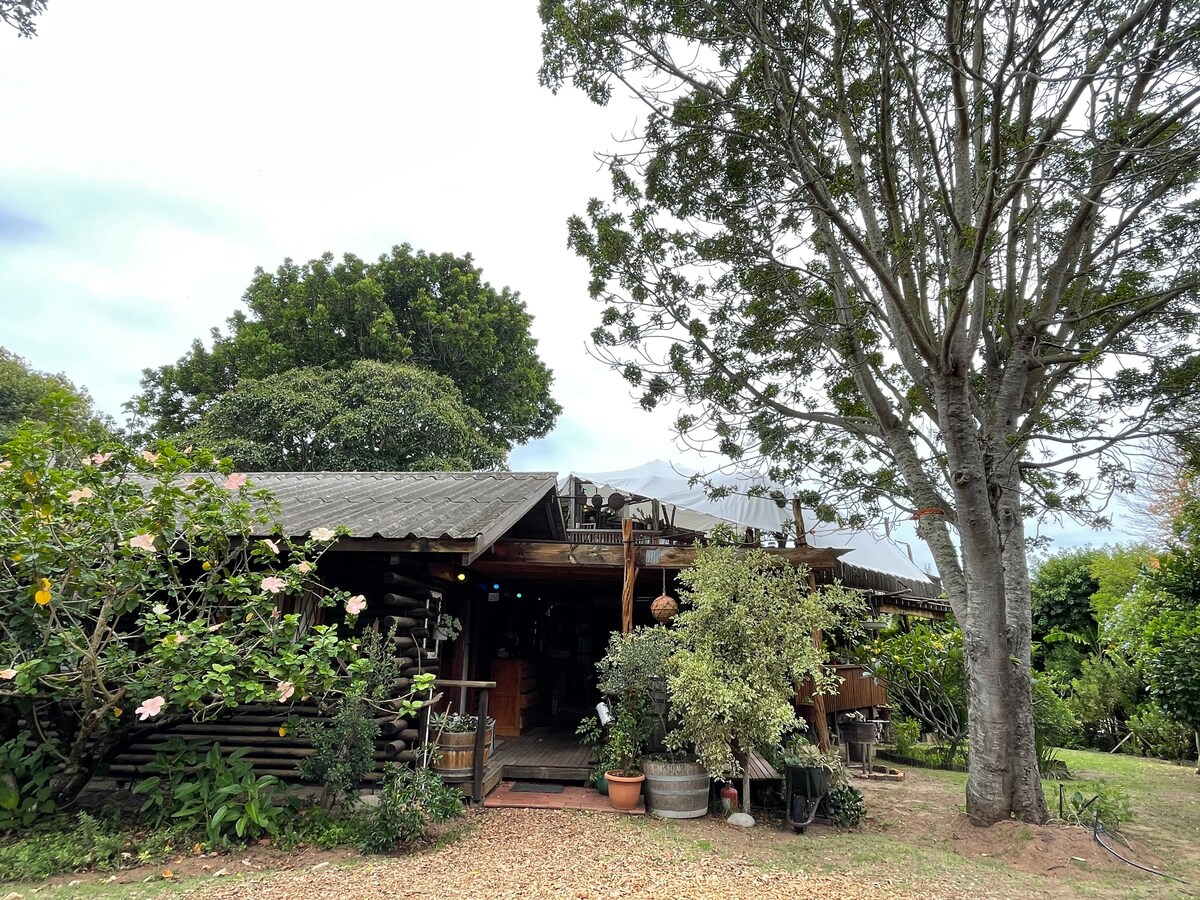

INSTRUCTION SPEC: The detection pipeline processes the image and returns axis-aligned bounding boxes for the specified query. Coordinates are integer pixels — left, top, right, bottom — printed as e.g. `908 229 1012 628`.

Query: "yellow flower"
34 577 52 606
23 470 37 486
114 707 122 718
202 560 212 571
11 553 21 563
278 725 288 737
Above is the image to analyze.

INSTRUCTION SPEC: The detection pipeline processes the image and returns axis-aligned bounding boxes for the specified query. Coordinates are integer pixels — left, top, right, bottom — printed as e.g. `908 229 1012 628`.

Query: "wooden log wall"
106 558 447 788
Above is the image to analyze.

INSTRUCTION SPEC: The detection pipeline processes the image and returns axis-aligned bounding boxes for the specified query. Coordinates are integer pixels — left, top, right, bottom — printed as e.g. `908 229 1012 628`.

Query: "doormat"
510 782 566 794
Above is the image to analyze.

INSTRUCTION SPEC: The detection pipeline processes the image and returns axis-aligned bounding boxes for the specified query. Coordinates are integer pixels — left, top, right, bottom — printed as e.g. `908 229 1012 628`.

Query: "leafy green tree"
1138 483 1200 764
0 410 429 810
1030 550 1101 682
539 0 1200 823
667 544 864 811
133 246 560 452
1 0 47 38
0 348 112 443
183 360 505 472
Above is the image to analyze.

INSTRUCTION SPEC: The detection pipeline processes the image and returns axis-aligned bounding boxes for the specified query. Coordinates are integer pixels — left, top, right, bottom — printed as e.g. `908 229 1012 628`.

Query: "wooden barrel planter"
641 758 709 818
430 724 495 779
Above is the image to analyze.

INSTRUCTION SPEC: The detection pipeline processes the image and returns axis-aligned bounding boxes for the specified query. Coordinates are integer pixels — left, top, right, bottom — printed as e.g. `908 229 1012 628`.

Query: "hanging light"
651 568 678 623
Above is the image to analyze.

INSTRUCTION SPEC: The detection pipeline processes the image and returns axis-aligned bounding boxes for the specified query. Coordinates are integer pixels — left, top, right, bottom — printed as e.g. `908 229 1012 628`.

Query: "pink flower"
223 473 248 491
260 575 287 594
84 453 112 466
261 539 280 554
0 668 16 680
297 560 312 574
345 595 366 616
67 487 94 505
308 527 336 542
135 696 165 720
276 681 295 703
140 450 160 465
128 533 156 552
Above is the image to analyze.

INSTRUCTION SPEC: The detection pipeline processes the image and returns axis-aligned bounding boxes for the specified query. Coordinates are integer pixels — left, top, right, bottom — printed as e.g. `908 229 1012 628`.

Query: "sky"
0 2 1142 568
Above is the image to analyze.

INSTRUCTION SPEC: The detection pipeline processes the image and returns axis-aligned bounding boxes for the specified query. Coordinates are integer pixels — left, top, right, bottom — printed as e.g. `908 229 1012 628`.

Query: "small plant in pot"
600 698 651 810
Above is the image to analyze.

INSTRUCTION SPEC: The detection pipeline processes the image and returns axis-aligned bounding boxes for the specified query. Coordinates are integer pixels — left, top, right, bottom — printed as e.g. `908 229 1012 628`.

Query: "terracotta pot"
605 771 645 810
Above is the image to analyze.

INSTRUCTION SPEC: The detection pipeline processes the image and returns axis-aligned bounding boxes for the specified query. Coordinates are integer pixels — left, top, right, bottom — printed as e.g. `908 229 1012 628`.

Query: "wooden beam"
479 540 848 570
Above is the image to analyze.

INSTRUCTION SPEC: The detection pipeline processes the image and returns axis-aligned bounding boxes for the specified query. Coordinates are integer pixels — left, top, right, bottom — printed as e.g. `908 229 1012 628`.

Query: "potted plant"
840 711 878 745
601 698 649 810
663 543 865 812
591 627 711 817
429 711 495 777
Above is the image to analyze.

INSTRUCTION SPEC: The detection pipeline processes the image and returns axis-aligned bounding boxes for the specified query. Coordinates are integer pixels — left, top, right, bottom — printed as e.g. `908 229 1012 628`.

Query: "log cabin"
106 467 947 801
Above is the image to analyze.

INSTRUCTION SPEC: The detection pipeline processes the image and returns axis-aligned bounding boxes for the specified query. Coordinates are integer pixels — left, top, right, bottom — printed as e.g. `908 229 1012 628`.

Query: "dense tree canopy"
184 360 506 472
0 347 112 443
540 0 1200 823
133 245 561 454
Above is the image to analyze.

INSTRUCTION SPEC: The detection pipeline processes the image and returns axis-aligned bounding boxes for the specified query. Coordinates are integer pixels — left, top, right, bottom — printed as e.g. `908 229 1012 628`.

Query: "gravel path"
181 808 943 900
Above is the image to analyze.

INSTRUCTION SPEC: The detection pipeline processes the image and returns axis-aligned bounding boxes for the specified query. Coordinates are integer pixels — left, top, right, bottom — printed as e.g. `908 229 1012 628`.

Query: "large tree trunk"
935 373 1048 824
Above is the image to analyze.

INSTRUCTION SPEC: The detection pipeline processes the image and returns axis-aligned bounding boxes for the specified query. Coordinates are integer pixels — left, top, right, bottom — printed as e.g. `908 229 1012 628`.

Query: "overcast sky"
0 2 1139 565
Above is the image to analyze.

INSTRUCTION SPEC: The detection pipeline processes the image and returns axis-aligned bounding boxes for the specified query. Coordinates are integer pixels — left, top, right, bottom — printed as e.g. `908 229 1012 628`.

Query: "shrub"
667 545 864 791
0 412 436 817
133 741 292 846
357 764 463 852
1127 702 1195 761
299 693 381 809
859 623 967 761
826 784 867 828
0 732 58 831
890 716 921 757
1058 780 1132 832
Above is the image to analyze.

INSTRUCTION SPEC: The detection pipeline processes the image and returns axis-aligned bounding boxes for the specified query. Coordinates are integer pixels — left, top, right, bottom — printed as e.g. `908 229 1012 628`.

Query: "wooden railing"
565 528 695 546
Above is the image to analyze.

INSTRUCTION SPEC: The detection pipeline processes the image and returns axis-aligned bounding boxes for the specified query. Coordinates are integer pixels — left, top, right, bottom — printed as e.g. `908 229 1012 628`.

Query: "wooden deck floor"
491 727 593 782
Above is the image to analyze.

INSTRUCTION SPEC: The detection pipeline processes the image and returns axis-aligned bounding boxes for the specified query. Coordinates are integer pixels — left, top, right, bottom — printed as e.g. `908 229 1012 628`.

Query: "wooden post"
621 518 637 633
791 498 808 547
804 567 831 752
472 687 489 804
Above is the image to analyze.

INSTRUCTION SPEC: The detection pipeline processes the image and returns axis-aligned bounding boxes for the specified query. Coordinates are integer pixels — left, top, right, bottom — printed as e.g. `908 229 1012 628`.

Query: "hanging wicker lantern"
651 593 679 623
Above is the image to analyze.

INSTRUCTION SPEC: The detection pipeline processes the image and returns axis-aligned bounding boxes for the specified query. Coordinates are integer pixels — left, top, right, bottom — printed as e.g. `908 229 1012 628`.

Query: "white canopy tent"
564 460 933 585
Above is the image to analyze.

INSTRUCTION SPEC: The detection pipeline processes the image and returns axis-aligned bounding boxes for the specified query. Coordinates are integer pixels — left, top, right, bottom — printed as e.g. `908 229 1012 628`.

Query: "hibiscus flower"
136 696 165 720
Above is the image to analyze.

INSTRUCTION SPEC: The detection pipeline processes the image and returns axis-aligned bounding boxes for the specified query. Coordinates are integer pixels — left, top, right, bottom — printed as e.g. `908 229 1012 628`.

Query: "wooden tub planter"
641 757 709 818
430 722 495 779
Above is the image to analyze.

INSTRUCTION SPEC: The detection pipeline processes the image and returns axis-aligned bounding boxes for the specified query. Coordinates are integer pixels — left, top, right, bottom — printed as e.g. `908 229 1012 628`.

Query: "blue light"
516 592 523 599
493 583 500 591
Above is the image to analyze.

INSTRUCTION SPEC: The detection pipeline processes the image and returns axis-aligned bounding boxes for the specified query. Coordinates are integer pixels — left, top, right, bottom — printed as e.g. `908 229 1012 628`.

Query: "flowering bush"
0 408 426 812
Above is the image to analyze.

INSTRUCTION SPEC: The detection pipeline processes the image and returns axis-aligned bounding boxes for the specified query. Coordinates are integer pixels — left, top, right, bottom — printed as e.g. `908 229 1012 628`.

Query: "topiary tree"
0 402 430 811
666 544 864 811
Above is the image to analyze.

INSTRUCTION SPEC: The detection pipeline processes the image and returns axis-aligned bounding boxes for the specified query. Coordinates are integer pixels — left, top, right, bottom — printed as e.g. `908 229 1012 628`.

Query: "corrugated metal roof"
200 471 558 544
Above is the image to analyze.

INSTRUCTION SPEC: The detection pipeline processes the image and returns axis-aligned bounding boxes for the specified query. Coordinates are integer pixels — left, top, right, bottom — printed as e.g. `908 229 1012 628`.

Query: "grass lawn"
5 751 1196 899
